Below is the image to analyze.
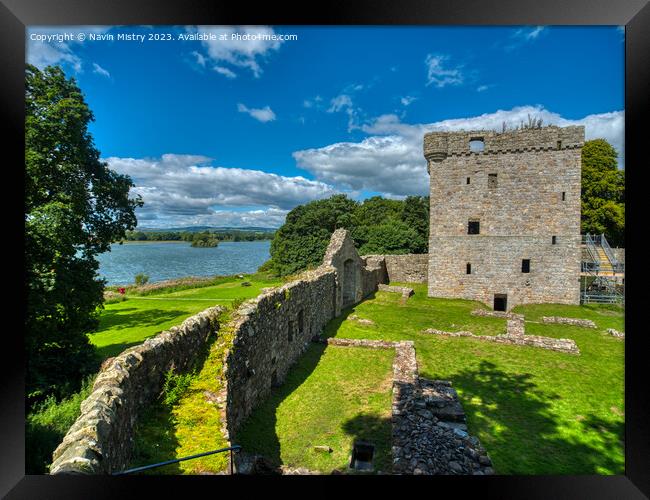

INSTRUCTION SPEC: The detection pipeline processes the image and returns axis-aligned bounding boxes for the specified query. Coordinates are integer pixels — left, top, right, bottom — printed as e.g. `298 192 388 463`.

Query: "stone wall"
382 254 428 283
424 125 584 311
224 229 385 438
50 306 225 474
222 267 337 437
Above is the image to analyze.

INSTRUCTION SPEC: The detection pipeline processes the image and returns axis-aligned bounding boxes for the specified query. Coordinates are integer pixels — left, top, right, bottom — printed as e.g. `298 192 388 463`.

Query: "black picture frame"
2 0 648 497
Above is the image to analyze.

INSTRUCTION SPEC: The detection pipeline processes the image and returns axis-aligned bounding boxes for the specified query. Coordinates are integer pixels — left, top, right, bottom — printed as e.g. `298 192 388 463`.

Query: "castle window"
522 259 530 273
469 138 485 153
288 320 295 342
466 263 472 274
552 236 557 245
562 192 566 201
488 173 498 189
468 220 480 235
557 140 562 150
466 177 471 185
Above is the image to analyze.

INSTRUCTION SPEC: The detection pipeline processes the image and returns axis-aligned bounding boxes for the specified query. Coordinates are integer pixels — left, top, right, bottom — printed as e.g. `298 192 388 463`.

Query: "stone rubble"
378 284 415 301
541 316 597 328
471 309 524 320
326 337 493 475
423 327 580 355
607 328 625 338
348 314 376 326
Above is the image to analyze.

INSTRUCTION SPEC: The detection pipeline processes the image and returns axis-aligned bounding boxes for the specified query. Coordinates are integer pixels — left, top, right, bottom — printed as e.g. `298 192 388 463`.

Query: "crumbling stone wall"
224 229 385 438
50 306 225 474
222 267 337 437
424 126 584 311
362 254 428 284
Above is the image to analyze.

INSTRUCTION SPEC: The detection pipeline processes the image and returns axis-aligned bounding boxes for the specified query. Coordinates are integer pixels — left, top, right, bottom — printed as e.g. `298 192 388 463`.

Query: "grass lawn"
317 283 624 475
90 273 281 359
236 344 395 474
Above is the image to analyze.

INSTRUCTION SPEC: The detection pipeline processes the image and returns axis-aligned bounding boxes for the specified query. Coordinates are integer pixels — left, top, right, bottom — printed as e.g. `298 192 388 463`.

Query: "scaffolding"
580 233 624 305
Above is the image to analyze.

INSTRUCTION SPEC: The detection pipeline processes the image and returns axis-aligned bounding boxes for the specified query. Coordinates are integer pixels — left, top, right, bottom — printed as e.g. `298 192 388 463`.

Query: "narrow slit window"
466 263 472 274
468 220 480 235
466 177 471 185
522 259 530 273
561 192 566 201
488 173 498 189
557 140 562 150
552 236 557 245
288 320 295 342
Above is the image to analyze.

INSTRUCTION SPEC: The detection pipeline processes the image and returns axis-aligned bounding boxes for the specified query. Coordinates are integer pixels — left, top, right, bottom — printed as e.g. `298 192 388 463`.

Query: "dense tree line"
267 194 429 276
123 229 273 242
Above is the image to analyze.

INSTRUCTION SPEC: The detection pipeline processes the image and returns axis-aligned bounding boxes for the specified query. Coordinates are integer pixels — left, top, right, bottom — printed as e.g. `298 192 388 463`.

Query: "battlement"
423 125 585 163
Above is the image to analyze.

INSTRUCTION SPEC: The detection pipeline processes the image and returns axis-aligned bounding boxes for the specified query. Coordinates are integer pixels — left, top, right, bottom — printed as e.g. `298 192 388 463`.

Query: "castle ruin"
423 125 585 311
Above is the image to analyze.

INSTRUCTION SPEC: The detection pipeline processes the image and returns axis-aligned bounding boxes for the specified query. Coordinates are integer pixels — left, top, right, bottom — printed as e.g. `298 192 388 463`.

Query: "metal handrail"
582 233 600 271
112 445 242 475
599 233 619 269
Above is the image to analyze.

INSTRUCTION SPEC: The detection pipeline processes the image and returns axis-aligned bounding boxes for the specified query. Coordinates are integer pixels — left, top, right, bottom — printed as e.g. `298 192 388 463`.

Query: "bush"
161 368 195 407
134 273 150 286
26 374 96 473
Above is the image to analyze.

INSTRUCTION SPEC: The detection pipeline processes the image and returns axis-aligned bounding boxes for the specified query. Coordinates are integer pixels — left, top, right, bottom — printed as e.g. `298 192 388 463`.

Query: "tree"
580 139 625 247
269 194 358 276
25 64 142 403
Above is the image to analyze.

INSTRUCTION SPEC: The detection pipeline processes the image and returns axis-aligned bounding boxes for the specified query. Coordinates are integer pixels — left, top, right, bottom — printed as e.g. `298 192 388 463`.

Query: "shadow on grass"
320 301 369 338
340 413 393 474
442 360 624 475
234 342 328 469
96 308 190 332
124 331 220 475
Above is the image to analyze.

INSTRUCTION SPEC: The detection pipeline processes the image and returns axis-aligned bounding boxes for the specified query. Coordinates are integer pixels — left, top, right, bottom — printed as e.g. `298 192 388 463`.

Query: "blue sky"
26 25 624 228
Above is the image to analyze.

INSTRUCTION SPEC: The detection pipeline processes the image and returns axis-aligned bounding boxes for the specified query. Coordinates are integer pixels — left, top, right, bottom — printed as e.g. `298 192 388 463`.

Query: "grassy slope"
236 344 395 474
90 274 280 359
320 283 624 475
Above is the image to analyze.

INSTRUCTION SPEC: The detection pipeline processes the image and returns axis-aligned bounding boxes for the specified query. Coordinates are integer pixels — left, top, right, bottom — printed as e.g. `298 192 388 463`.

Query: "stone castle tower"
423 125 584 311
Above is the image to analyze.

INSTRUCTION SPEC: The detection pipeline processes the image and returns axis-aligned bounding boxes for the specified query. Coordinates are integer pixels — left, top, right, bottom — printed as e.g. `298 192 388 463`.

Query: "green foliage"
134 273 150 286
161 369 195 407
25 64 142 404
190 231 220 248
26 374 95 473
123 229 273 242
268 194 430 276
581 139 625 247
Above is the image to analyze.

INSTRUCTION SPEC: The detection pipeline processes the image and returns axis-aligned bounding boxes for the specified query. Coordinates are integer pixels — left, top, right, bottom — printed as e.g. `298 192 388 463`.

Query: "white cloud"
476 85 490 92
214 65 237 79
26 26 113 72
92 63 111 78
237 103 276 122
191 50 206 67
400 96 417 106
190 25 284 78
425 54 464 88
292 105 625 198
516 26 545 40
104 154 338 227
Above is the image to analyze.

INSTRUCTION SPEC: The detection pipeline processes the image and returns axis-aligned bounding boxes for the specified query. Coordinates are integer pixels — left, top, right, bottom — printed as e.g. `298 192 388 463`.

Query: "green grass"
317 283 624 475
129 316 235 474
90 273 281 359
236 344 395 474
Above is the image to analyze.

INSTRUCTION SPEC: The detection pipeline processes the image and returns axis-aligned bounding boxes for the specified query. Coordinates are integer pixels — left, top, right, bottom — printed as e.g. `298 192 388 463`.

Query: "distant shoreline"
114 239 271 245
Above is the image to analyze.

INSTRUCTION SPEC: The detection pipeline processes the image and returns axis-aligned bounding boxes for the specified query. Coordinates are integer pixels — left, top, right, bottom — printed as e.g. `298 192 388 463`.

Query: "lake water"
96 240 271 286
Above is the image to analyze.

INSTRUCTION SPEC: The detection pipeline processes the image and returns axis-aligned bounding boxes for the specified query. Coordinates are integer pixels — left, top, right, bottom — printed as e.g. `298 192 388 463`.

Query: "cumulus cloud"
237 103 276 122
293 105 625 198
104 154 338 227
190 25 284 78
425 54 464 88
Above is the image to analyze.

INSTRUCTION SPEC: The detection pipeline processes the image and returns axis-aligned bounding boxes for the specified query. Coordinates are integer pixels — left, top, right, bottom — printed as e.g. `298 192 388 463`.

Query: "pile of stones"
392 379 494 475
541 316 596 328
607 328 625 338
377 284 414 302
